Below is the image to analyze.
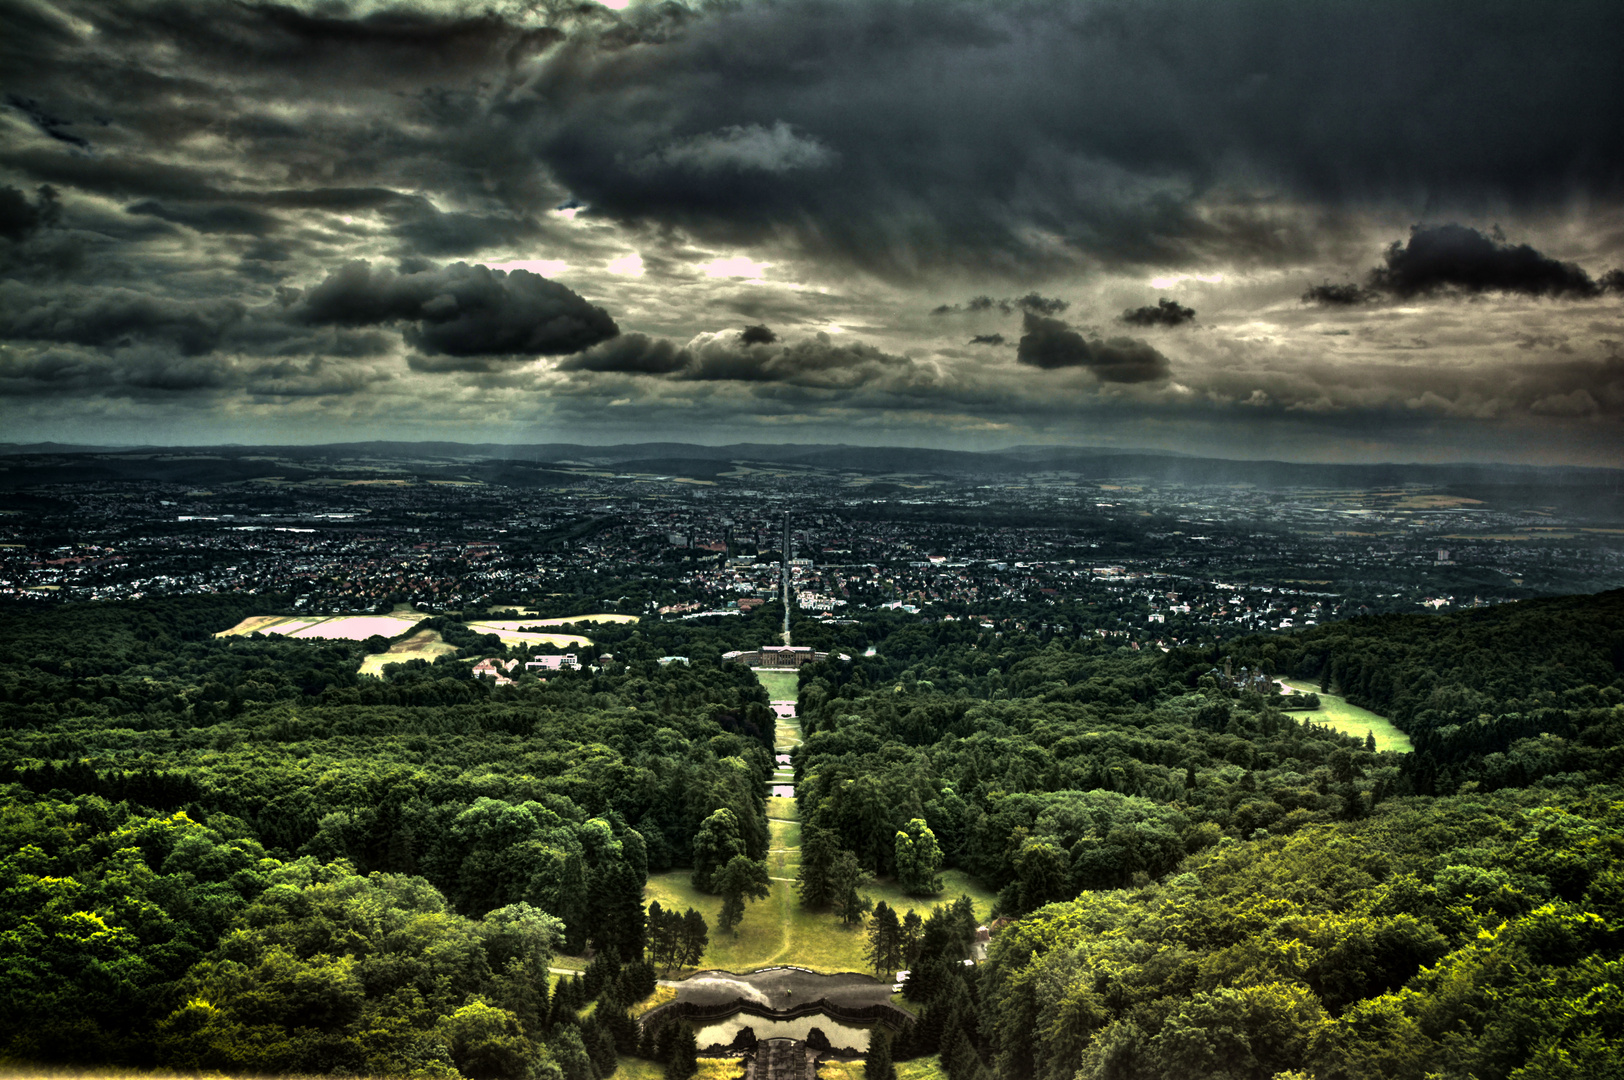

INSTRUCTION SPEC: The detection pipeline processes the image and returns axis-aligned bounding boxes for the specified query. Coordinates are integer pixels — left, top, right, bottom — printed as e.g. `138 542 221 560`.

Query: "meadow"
1279 682 1413 751
640 866 994 977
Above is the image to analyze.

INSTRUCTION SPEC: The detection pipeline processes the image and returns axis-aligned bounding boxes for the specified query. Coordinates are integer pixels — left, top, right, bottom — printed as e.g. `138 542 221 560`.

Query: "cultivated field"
1280 683 1413 752
356 628 458 677
462 621 594 649
215 612 426 640
487 611 640 626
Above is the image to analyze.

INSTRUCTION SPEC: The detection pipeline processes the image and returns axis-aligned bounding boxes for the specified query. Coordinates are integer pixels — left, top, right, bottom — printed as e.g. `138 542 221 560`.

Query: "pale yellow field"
289 614 426 639
214 614 292 636
534 612 640 625
463 622 594 649
216 613 426 640
357 628 459 677
470 614 634 629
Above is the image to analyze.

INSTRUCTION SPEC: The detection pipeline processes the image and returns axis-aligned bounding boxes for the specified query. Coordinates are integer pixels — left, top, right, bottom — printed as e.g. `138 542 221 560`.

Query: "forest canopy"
0 589 1620 1079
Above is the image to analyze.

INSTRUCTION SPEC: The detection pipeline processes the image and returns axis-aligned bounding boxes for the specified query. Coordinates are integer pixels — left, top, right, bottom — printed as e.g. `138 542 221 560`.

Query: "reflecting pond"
695 1013 871 1052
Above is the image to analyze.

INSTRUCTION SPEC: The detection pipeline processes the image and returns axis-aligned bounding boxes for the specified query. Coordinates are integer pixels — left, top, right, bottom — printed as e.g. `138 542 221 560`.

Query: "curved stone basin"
697 1013 871 1053
669 968 904 1012
644 967 912 1057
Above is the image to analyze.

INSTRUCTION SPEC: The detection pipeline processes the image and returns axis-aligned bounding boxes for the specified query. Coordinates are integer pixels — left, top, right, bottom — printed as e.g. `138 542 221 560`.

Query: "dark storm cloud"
1302 282 1378 306
294 262 619 358
739 324 778 345
523 0 1624 275
0 281 245 355
1121 298 1196 327
126 200 281 237
933 294 1069 316
0 185 61 242
1304 225 1624 305
682 336 906 386
559 330 914 389
6 95 92 149
1371 224 1606 299
558 332 689 375
0 341 391 399
1016 313 1171 383
384 197 547 257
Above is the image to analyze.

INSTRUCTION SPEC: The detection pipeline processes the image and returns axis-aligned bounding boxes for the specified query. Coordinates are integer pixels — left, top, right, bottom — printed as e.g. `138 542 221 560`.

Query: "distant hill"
1 441 1621 512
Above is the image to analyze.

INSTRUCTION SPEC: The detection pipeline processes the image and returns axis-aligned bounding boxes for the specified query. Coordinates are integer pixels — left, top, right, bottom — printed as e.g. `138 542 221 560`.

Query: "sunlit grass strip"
630 985 677 1018
694 1059 745 1080
815 1062 864 1080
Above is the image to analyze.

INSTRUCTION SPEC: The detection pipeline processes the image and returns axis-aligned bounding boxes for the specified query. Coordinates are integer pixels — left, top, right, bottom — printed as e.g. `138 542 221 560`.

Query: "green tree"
895 818 944 896
665 1021 699 1080
713 855 771 934
867 1027 897 1080
436 1001 535 1080
797 824 842 909
868 902 904 977
832 849 874 926
691 808 746 892
901 909 924 970
680 907 709 968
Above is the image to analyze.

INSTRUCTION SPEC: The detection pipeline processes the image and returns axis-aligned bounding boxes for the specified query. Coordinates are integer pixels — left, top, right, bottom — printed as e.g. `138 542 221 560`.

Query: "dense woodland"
0 590 1621 1079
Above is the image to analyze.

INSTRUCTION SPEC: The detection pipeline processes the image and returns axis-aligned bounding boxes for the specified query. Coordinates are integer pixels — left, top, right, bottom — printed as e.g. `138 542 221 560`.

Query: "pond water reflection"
695 1013 871 1052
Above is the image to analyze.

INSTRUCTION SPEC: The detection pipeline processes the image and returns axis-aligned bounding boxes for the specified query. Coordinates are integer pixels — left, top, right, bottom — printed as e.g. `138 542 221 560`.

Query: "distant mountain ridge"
2 440 1621 493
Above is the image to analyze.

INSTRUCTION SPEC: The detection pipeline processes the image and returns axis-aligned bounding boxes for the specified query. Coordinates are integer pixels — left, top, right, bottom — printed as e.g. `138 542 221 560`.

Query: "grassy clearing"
896 1058 949 1080
643 871 995 975
754 669 800 701
871 870 998 925
766 797 798 821
606 1057 665 1080
356 628 458 677
1280 683 1412 752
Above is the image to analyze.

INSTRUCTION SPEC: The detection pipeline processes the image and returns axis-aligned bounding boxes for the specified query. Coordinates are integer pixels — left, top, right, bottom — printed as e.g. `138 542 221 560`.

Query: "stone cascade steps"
745 1038 814 1080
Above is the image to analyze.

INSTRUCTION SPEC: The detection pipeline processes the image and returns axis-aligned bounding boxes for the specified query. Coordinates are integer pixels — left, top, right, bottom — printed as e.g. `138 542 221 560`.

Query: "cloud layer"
0 0 1620 462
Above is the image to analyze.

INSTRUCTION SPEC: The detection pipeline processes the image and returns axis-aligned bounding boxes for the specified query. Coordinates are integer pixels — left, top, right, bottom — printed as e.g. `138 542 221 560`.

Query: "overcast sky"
2 0 1622 463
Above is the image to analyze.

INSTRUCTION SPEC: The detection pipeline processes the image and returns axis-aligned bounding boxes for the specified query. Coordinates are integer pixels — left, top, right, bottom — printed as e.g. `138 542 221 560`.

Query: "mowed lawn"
642 868 996 976
1281 683 1413 752
754 669 800 701
769 818 802 878
356 628 458 677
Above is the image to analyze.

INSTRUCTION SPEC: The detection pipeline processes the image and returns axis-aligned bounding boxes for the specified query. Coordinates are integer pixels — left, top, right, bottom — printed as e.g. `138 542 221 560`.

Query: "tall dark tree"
713 855 772 934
